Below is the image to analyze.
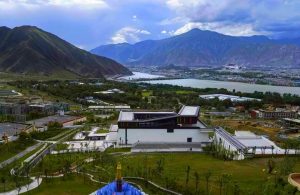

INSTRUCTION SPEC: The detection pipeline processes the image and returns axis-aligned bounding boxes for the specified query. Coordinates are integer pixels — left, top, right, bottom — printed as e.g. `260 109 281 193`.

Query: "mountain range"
91 29 300 69
0 26 131 78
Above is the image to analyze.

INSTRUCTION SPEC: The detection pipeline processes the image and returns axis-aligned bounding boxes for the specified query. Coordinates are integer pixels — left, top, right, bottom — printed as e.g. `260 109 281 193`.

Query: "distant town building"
26 115 86 130
199 94 261 102
95 88 125 94
223 63 242 70
282 118 300 127
0 102 28 115
29 104 55 115
0 102 70 119
0 90 22 97
251 109 297 119
0 123 30 142
88 105 131 114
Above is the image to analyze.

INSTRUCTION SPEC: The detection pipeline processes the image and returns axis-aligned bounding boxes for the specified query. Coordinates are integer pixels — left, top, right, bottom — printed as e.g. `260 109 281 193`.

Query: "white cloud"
48 0 108 9
166 0 252 22
0 0 40 10
0 0 109 10
161 30 167 34
132 15 137 21
111 27 151 44
159 16 188 25
173 22 265 36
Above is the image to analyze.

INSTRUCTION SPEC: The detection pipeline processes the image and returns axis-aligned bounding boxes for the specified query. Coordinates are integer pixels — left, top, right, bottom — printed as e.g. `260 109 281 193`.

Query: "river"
145 78 300 95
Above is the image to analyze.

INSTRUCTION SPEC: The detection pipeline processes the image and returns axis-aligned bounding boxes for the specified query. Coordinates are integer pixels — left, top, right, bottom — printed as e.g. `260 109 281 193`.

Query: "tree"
185 165 190 187
44 168 49 182
222 174 232 195
194 171 200 194
36 173 41 189
204 170 212 195
18 131 33 145
82 167 86 183
233 181 240 195
267 159 276 174
279 157 295 176
14 175 21 195
1 177 6 192
218 175 224 195
156 158 164 176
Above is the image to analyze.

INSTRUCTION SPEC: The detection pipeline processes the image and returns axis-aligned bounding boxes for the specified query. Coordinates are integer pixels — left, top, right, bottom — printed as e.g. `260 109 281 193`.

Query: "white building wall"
131 148 203 153
117 128 210 145
214 132 245 160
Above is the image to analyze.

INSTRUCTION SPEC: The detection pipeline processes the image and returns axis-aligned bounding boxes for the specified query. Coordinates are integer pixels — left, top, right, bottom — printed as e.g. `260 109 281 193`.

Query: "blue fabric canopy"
96 181 142 195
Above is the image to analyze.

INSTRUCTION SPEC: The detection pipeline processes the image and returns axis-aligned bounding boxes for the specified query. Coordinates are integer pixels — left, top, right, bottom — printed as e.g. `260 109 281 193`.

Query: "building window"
167 129 174 133
187 137 192 142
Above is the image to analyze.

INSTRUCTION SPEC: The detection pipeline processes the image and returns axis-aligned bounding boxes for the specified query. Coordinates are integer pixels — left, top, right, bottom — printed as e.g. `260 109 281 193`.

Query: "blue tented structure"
96 180 142 195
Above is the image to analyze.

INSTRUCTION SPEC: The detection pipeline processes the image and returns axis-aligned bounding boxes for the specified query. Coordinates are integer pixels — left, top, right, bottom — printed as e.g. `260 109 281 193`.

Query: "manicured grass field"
0 140 36 163
24 174 102 195
26 152 300 194
105 147 131 153
96 129 109 134
54 143 69 151
142 90 152 97
119 153 270 193
0 144 45 192
175 90 196 94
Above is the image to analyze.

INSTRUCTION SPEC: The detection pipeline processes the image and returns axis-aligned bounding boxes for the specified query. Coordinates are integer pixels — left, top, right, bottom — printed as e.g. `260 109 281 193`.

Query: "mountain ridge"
91 29 300 68
0 25 132 78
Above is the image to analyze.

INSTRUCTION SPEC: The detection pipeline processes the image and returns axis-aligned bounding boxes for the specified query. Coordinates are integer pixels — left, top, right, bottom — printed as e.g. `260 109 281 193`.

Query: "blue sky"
1 0 300 50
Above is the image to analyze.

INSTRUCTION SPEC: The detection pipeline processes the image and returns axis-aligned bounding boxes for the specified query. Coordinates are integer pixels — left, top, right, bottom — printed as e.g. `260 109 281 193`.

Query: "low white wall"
214 132 245 160
131 148 202 153
117 128 210 145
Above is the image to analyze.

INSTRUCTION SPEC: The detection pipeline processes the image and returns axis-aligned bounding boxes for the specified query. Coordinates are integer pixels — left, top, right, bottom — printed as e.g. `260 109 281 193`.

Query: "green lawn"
102 153 300 194
118 153 266 193
0 144 45 193
31 128 69 141
24 174 102 195
54 143 69 151
96 129 109 134
26 152 300 195
175 90 196 94
0 140 36 163
105 147 131 153
142 91 152 97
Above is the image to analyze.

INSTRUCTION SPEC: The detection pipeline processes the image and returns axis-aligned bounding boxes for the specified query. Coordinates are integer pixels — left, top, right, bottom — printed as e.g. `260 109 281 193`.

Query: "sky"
1 0 300 50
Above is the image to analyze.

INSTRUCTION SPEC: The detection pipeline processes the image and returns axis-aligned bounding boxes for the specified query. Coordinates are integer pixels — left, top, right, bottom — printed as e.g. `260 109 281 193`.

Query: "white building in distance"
106 106 214 152
200 94 261 102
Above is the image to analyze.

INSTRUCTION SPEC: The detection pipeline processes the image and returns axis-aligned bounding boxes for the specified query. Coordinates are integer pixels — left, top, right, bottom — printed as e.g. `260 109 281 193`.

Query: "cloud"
1 0 300 49
48 0 109 9
159 16 188 25
165 0 300 38
173 22 263 37
0 0 109 10
111 27 151 44
132 15 137 21
166 0 254 23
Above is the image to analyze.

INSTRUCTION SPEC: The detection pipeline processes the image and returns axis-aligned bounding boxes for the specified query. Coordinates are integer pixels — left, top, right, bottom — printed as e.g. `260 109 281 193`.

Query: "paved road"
0 142 42 169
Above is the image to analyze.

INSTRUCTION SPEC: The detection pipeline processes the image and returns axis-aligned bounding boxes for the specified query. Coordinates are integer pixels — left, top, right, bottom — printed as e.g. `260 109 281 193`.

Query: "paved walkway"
0 143 42 168
0 177 42 195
